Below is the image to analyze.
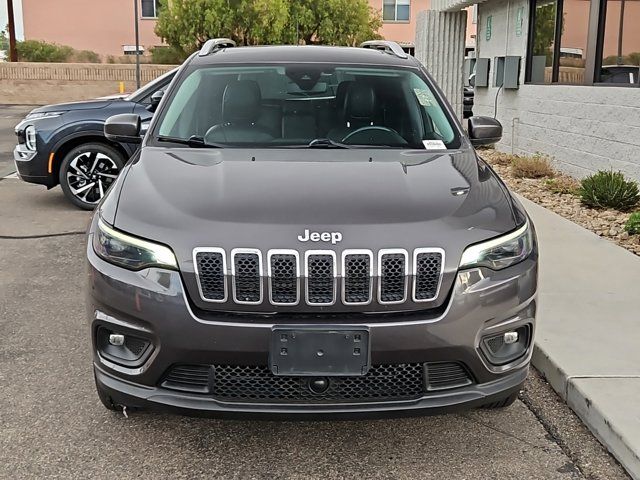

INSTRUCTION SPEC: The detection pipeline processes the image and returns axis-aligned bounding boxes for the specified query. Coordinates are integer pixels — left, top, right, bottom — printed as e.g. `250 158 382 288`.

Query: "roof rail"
359 40 408 59
199 38 236 56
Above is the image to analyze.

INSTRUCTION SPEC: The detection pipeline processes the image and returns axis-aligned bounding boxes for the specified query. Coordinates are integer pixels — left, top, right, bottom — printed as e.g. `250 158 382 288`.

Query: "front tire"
59 143 124 210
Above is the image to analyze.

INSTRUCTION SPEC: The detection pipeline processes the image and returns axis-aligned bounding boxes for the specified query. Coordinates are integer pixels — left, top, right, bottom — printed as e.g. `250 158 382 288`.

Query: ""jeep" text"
297 229 343 245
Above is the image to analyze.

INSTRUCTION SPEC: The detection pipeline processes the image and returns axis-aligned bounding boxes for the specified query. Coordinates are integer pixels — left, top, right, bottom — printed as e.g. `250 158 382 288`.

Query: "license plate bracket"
270 327 370 376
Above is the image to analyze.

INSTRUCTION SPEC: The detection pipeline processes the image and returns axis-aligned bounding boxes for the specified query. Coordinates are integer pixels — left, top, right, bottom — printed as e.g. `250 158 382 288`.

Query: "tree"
155 0 381 54
0 29 8 51
289 0 381 46
155 0 289 52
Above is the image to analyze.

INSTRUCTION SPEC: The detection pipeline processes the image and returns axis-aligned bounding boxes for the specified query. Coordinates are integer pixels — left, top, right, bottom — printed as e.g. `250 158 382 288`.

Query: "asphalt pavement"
0 105 629 479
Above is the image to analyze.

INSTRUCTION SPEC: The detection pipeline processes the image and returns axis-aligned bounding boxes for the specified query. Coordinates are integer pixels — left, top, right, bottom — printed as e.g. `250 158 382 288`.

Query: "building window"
597 0 640 85
526 0 590 85
528 0 558 84
141 0 160 18
383 0 411 22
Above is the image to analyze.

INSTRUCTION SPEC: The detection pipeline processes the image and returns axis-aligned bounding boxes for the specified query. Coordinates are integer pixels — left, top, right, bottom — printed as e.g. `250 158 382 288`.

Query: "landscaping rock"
479 149 640 257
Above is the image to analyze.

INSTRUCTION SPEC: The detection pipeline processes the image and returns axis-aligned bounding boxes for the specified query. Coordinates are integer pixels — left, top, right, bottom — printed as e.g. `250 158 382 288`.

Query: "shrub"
511 154 555 179
579 170 640 211
150 46 186 65
71 49 101 63
486 150 515 166
16 39 73 62
625 212 640 235
15 40 100 63
544 176 580 195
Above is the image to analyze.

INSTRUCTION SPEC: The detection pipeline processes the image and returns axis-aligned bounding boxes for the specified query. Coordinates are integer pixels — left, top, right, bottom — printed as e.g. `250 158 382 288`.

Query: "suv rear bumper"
87 238 537 417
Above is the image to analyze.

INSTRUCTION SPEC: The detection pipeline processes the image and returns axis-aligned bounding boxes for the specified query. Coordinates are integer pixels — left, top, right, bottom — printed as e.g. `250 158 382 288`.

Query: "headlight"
25 125 37 151
93 218 178 271
25 111 66 120
459 221 533 270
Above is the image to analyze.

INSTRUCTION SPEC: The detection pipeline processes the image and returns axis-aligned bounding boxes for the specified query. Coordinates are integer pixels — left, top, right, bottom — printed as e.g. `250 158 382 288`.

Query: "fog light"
480 325 530 366
97 327 152 367
109 334 125 346
503 331 519 344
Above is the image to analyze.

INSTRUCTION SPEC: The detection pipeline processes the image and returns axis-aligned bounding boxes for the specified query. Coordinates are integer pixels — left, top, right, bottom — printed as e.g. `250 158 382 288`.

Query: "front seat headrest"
222 80 262 124
344 82 377 124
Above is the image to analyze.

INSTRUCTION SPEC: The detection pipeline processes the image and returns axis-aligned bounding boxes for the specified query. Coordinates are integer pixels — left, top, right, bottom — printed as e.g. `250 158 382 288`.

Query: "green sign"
486 15 492 41
515 7 524 37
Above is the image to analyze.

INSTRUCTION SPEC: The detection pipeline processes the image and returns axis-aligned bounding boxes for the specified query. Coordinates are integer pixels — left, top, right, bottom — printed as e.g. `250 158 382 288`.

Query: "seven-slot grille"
194 248 444 307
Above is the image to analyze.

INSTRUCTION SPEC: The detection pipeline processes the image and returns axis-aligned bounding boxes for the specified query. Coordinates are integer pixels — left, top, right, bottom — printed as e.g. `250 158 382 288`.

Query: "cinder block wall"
0 63 176 105
474 0 640 182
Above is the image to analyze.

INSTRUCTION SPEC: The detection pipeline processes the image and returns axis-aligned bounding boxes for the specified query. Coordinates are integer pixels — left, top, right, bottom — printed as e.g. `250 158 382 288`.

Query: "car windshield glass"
155 64 458 149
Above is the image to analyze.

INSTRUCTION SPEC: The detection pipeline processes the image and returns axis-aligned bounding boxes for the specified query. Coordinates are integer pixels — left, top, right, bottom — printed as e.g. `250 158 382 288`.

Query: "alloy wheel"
66 151 120 205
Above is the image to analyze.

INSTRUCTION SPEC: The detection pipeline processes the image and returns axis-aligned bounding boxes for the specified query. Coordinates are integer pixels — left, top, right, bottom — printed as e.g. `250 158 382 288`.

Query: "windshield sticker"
414 89 433 106
423 140 447 150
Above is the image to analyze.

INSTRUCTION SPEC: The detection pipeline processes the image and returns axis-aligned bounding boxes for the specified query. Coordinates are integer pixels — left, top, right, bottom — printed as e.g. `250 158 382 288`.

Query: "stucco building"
425 0 639 181
19 0 476 58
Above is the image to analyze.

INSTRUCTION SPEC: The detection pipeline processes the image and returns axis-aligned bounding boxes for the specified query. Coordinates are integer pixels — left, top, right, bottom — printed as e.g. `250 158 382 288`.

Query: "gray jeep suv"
88 40 537 418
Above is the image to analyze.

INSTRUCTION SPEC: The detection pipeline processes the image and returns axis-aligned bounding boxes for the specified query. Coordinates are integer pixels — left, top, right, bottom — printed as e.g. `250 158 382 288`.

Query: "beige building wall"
21 0 163 57
369 0 477 48
20 0 478 58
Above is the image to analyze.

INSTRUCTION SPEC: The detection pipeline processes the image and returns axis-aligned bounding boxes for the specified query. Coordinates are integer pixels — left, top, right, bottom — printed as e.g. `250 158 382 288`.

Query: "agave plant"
579 170 640 211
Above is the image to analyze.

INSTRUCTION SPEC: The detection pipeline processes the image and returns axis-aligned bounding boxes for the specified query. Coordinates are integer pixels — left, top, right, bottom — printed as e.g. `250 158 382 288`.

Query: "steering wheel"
341 125 406 145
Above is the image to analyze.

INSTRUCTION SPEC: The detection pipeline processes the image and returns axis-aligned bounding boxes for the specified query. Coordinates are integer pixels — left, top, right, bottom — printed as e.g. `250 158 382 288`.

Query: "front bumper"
87 240 537 417
13 144 54 187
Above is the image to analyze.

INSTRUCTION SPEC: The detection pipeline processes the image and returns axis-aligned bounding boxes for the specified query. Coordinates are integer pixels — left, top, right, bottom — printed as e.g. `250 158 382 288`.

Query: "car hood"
30 99 114 114
114 147 517 265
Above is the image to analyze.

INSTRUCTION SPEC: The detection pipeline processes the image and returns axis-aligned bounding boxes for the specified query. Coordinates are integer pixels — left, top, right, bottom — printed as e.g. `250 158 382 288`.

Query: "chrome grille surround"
193 247 227 303
230 248 263 305
193 247 445 308
341 249 374 306
267 249 300 306
412 247 445 302
377 249 409 305
304 250 337 306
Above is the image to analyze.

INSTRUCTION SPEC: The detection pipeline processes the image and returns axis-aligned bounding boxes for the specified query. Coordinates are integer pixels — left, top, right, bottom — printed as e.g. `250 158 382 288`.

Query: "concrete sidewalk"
521 197 640 479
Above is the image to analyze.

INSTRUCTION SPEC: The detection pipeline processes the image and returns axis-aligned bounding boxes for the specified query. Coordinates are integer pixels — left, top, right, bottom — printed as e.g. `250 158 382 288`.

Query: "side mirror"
146 89 165 112
468 72 476 87
468 116 502 146
104 114 142 144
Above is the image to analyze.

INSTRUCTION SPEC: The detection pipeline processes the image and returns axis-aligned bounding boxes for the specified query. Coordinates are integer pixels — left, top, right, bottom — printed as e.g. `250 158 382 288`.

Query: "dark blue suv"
13 69 176 209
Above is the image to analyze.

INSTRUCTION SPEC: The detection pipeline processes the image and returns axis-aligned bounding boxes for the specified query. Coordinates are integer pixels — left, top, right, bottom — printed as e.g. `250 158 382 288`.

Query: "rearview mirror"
104 114 142 144
146 89 165 113
468 116 502 146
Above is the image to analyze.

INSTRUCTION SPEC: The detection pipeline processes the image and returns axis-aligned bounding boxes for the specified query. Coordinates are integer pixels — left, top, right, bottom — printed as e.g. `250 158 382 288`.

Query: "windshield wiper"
306 138 352 149
157 135 224 148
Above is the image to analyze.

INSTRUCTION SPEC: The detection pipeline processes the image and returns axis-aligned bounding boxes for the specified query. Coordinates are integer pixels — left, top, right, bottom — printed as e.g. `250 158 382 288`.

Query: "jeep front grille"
193 248 444 308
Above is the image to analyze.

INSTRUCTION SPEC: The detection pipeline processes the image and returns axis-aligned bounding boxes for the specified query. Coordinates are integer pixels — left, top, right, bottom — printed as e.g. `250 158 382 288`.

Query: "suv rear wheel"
59 143 124 210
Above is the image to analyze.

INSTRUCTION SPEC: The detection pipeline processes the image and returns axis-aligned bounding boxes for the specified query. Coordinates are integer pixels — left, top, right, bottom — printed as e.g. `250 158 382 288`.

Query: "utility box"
474 58 490 88
493 56 521 89
504 56 521 89
493 56 505 87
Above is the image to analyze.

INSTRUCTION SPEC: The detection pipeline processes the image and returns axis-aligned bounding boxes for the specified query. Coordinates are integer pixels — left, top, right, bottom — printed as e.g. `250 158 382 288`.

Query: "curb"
532 345 640 479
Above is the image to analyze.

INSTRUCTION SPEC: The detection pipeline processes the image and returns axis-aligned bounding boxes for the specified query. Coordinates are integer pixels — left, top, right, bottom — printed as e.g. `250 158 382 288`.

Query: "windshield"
125 68 177 102
155 64 458 149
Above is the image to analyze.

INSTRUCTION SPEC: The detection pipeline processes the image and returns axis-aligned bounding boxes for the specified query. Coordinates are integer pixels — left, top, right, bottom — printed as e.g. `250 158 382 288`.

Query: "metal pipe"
617 0 625 64
134 0 141 89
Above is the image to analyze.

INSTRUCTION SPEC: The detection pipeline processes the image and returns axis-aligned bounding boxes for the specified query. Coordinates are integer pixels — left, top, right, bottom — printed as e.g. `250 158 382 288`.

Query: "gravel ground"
479 149 640 257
